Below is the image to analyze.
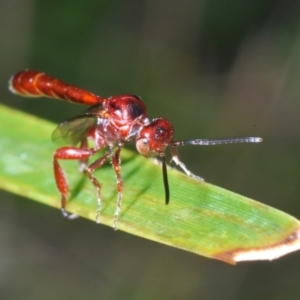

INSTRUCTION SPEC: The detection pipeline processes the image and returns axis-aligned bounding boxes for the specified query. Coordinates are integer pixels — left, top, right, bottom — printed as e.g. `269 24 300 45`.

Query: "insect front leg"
171 147 204 181
85 148 112 223
54 146 95 218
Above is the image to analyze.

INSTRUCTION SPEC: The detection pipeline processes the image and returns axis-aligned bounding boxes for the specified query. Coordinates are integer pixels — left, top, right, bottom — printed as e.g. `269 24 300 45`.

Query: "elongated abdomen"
9 70 105 105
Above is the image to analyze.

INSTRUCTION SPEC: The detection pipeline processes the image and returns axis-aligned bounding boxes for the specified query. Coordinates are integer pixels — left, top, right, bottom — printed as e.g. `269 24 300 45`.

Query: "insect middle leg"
111 146 123 230
78 137 89 172
85 148 112 223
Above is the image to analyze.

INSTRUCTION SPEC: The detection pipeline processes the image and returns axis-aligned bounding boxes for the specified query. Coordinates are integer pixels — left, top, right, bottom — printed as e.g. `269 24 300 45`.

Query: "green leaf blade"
1 104 300 264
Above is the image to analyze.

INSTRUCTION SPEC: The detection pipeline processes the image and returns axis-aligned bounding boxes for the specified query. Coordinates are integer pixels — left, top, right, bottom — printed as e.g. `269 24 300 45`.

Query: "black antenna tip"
161 155 170 205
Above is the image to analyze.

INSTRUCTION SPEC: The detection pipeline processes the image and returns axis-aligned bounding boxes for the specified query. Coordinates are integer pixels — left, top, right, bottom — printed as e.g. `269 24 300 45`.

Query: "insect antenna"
172 137 262 147
161 154 170 205
169 136 263 185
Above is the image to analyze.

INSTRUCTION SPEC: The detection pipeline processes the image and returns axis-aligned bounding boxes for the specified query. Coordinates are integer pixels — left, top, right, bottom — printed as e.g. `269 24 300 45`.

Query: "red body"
9 70 174 229
9 70 262 229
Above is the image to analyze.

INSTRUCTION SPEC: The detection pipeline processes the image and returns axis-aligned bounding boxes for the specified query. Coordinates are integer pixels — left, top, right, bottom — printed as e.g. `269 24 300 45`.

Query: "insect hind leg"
54 146 95 219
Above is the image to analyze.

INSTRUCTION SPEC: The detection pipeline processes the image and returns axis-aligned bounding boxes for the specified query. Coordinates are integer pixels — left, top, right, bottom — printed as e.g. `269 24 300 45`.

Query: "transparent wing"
52 115 97 146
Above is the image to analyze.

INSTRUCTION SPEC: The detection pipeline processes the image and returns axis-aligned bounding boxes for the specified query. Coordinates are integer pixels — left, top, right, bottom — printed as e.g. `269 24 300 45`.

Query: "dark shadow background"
1 0 300 299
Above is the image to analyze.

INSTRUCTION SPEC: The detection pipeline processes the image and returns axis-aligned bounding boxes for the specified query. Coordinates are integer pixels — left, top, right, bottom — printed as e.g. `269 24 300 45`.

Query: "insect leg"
86 148 112 223
171 147 204 181
111 146 123 230
54 147 95 218
78 137 89 172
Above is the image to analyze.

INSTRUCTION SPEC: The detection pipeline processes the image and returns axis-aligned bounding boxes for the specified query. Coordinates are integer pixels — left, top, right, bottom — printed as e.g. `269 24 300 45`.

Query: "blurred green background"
1 0 300 299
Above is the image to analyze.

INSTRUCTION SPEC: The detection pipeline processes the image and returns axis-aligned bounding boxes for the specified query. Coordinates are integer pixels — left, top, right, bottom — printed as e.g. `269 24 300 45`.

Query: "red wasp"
9 70 262 229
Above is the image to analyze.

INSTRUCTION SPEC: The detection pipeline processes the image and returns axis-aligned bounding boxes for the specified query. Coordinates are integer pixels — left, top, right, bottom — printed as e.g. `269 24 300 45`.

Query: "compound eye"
136 138 150 156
